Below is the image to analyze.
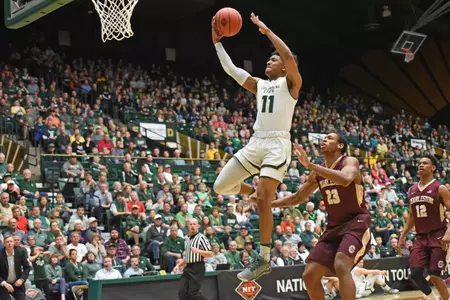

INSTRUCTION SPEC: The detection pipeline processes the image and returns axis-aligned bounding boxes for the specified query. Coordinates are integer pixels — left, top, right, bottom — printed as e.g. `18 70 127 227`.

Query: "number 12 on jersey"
415 204 427 218
262 95 274 113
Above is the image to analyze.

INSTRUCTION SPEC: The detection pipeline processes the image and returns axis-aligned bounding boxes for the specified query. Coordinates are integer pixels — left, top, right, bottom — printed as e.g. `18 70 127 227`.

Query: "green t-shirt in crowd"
161 236 185 254
32 256 49 280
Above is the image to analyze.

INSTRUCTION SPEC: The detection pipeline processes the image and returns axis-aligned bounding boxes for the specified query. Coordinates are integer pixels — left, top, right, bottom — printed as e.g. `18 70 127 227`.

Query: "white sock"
260 245 270 262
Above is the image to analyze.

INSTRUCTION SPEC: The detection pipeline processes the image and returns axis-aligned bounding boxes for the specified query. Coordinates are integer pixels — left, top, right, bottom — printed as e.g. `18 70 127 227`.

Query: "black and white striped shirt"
184 232 211 264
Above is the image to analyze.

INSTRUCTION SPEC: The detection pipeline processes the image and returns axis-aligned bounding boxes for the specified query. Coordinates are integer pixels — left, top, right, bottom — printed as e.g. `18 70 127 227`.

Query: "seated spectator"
364 245 380 260
86 233 107 263
48 221 65 243
48 235 69 264
209 206 224 233
3 218 25 240
145 214 166 264
290 247 303 265
374 208 395 245
205 243 227 272
68 205 88 231
29 246 52 299
123 256 144 278
300 222 315 251
280 215 295 233
94 256 123 280
176 203 192 230
19 169 39 199
26 218 51 248
222 204 238 229
92 183 112 225
234 203 253 229
126 191 146 218
224 241 241 270
300 211 316 232
64 249 89 288
272 226 286 244
0 192 13 226
162 225 185 272
235 226 253 251
129 245 155 272
106 244 124 274
276 246 293 267
244 241 258 263
16 196 30 220
283 227 301 245
45 253 69 300
125 205 147 246
104 228 130 264
67 220 87 244
62 153 84 181
83 252 102 280
85 217 102 243
67 232 88 263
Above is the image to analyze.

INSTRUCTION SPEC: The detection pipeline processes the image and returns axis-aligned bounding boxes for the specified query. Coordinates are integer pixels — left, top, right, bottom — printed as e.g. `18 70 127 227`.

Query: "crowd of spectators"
0 42 450 299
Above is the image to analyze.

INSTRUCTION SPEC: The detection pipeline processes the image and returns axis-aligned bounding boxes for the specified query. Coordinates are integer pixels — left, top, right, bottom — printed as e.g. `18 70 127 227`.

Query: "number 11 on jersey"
262 95 274 113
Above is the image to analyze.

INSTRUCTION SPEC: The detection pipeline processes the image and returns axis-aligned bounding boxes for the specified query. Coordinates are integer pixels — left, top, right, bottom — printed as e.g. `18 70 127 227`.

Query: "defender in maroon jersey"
271 132 371 300
399 155 450 300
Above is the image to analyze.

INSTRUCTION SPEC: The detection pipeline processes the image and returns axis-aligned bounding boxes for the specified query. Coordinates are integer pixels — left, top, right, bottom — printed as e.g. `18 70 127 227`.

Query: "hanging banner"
139 123 176 142
217 257 411 300
410 139 426 150
308 133 327 145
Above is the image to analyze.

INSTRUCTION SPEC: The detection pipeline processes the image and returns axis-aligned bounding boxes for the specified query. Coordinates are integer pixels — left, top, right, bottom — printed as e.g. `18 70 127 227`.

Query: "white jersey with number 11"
253 76 297 133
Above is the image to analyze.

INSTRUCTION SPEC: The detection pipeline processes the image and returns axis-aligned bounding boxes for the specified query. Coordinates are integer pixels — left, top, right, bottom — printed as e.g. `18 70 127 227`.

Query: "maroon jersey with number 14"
408 179 446 235
315 156 369 228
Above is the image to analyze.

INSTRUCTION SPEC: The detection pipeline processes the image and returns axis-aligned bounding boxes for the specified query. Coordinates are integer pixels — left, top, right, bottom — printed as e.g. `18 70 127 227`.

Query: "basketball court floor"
363 287 450 299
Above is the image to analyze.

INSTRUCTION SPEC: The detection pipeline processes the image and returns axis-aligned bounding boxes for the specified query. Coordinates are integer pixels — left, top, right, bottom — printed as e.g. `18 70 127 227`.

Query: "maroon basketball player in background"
398 155 450 300
272 132 371 300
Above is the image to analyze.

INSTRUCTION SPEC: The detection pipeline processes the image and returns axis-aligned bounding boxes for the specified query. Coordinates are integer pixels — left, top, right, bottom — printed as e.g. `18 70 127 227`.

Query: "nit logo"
235 281 262 300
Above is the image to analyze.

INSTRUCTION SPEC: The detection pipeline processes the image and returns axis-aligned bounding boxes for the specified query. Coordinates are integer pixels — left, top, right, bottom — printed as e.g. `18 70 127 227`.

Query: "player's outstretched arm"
250 13 302 99
294 144 358 187
212 17 259 95
398 202 414 252
438 185 450 250
271 172 318 208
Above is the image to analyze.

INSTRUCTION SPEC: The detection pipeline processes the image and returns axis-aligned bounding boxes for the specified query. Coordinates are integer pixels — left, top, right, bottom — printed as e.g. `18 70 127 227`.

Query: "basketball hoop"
402 48 415 63
91 0 139 43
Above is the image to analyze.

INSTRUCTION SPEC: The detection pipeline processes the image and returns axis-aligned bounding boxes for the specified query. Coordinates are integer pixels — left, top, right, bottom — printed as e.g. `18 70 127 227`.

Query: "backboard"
391 30 427 55
5 0 74 29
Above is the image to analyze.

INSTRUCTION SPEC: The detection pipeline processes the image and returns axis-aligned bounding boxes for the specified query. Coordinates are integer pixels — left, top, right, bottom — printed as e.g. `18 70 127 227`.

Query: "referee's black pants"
179 262 208 300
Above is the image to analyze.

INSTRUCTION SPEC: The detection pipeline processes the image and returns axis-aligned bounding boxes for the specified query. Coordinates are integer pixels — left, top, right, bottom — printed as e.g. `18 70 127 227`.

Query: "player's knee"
302 267 318 285
410 267 425 281
334 259 352 276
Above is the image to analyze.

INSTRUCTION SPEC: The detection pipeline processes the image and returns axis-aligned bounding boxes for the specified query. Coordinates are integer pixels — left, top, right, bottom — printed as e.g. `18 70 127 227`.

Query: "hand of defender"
397 236 405 256
211 17 223 44
441 232 450 251
293 144 311 168
250 13 269 35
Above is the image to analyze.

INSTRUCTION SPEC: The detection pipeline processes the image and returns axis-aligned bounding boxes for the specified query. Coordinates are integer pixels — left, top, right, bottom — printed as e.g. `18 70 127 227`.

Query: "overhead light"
382 6 392 18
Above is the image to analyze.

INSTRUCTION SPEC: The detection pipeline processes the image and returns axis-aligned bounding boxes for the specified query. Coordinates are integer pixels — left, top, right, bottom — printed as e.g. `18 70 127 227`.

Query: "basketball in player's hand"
214 8 242 37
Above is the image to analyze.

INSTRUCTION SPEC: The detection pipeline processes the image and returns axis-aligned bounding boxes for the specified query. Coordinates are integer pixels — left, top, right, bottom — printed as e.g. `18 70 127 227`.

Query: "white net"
91 0 139 43
403 48 415 63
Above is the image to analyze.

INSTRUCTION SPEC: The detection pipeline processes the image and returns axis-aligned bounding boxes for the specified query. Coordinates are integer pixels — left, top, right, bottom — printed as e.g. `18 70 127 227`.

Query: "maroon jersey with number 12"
408 179 445 235
315 156 368 228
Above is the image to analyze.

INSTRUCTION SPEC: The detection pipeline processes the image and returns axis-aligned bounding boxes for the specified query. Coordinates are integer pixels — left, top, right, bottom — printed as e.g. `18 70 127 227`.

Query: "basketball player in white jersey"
351 260 398 298
211 13 302 281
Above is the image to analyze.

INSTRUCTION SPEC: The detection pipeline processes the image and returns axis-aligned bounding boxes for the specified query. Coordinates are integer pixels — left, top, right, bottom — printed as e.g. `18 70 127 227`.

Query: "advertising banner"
217 257 411 300
101 275 218 300
308 133 326 145
140 123 176 142
411 139 427 149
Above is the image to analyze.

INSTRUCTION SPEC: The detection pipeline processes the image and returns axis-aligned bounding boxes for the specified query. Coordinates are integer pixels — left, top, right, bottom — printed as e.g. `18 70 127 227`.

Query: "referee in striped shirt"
174 218 212 300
